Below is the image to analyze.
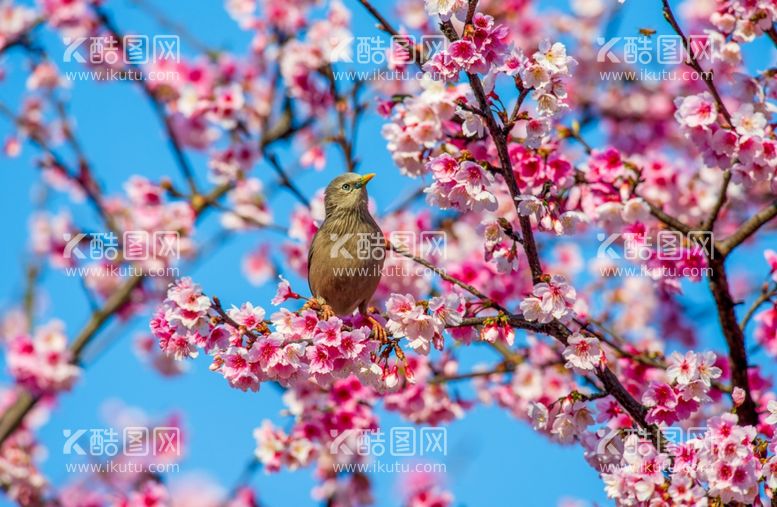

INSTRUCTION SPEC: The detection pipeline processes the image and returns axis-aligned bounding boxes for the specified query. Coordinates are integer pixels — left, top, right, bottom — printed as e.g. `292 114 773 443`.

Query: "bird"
307 173 386 341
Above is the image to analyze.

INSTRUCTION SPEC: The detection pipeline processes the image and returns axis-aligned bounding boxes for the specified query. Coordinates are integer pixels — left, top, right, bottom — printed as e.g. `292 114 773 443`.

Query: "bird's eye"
341 183 350 191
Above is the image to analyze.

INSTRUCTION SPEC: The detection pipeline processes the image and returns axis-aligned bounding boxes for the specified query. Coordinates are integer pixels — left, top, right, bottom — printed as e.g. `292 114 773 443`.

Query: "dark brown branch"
641 197 693 235
462 69 543 282
422 14 661 439
464 0 479 25
719 200 777 256
454 315 662 445
433 16 543 282
702 170 731 232
707 257 758 425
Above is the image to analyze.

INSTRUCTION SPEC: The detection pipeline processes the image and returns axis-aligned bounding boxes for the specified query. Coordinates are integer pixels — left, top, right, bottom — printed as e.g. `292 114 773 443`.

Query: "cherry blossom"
521 275 576 324
6 321 80 394
674 92 718 128
562 334 602 371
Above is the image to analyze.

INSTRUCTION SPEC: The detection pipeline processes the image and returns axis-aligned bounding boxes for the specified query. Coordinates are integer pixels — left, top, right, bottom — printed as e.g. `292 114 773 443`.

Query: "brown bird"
307 173 386 339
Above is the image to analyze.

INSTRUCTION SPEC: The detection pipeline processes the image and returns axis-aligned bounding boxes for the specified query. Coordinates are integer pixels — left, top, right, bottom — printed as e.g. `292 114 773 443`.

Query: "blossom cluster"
0 1 36 49
520 274 577 324
675 94 776 190
599 413 768 506
515 40 576 118
253 375 378 472
6 321 80 394
711 0 777 42
385 293 465 354
424 154 499 212
151 277 389 392
380 77 464 177
0 389 49 506
641 350 721 425
424 13 509 79
383 354 469 425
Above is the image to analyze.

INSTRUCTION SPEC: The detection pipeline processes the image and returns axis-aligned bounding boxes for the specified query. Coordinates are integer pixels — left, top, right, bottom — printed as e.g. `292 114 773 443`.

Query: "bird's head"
323 173 375 216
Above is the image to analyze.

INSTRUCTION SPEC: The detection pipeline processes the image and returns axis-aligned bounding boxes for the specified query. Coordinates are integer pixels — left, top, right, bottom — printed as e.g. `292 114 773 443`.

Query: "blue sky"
1 1 774 505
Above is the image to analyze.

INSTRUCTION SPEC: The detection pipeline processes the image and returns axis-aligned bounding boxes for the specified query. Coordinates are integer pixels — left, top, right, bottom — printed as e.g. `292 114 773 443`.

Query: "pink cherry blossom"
674 92 718 128
562 334 602 371
7 321 80 393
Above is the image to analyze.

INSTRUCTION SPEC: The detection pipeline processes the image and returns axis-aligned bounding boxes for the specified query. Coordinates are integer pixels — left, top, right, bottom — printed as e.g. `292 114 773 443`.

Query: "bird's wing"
307 228 321 296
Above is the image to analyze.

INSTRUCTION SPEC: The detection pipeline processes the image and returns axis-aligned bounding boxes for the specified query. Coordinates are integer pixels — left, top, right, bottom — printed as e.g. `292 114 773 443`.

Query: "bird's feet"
303 297 335 320
320 304 335 321
366 314 387 344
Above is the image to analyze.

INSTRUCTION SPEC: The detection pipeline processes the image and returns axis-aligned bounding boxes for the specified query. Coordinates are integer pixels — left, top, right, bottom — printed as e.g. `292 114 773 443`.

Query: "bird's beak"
356 173 376 188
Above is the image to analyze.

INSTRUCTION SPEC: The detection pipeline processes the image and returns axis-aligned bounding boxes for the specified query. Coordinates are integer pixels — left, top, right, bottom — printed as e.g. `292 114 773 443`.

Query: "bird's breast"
307 211 385 315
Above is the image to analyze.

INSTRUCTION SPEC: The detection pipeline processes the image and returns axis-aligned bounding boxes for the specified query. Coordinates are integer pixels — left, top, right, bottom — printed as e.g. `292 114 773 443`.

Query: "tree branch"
740 283 777 332
702 169 731 232
719 200 777 256
0 275 143 445
94 6 199 194
707 256 758 425
661 0 733 126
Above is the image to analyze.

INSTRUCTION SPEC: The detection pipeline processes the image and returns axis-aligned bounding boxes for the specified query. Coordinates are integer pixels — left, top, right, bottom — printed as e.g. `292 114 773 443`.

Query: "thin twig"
390 244 508 313
640 196 693 235
766 26 777 49
265 153 311 208
355 0 425 67
323 66 358 172
128 0 215 55
94 5 199 194
719 200 777 256
702 170 731 232
661 0 732 126
740 284 777 332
